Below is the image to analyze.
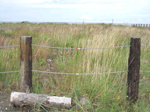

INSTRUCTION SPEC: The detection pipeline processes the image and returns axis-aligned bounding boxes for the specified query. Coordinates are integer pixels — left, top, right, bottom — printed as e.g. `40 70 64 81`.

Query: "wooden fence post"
138 24 140 27
20 36 32 92
127 37 141 104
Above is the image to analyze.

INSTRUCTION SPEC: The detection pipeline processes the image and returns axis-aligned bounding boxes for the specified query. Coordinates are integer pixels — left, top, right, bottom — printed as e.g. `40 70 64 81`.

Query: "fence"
132 24 150 27
0 36 149 104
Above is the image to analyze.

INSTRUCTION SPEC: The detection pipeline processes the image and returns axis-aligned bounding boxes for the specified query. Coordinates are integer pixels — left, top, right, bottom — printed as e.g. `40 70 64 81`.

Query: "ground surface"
0 91 32 112
0 91 15 112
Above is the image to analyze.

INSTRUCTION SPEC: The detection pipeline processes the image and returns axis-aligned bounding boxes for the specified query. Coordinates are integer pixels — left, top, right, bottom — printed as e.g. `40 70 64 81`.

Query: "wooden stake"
127 37 141 103
20 36 32 92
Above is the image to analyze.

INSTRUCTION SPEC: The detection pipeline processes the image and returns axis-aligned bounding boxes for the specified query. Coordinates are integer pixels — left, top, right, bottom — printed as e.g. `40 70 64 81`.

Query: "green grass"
0 23 150 111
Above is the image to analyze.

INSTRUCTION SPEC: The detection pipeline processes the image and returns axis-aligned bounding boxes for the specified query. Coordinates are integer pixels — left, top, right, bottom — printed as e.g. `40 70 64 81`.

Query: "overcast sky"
0 0 150 23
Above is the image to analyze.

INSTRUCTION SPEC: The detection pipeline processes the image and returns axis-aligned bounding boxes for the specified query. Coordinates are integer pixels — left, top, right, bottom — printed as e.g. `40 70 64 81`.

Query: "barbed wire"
0 71 20 74
0 45 20 49
0 44 149 50
32 70 128 75
0 44 150 48
140 70 150 73
1 70 150 75
141 45 150 47
32 44 130 49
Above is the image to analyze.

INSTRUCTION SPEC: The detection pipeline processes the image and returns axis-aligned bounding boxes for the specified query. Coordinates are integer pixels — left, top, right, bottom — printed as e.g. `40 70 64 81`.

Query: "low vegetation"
0 23 150 111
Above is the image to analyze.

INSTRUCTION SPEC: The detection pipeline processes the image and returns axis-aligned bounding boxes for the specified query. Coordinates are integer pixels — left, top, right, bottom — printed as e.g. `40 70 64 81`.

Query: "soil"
0 91 14 112
0 91 34 112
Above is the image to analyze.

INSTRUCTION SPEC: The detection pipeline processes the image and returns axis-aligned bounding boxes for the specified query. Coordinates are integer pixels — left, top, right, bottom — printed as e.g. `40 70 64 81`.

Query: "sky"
0 0 150 24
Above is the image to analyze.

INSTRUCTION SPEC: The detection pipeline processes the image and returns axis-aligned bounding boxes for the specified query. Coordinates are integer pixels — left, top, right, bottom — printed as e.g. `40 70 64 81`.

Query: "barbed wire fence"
0 36 150 103
0 44 132 75
0 44 150 74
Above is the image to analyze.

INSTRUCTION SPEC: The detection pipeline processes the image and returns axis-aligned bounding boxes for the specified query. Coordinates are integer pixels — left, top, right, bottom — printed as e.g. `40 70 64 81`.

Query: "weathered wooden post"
127 37 141 104
20 36 32 92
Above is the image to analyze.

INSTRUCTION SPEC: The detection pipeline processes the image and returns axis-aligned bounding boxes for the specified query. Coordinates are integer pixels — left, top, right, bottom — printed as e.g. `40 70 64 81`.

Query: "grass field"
0 23 150 111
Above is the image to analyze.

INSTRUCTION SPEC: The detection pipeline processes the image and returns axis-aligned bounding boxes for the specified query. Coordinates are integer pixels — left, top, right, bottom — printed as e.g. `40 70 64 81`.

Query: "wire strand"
0 44 149 49
0 71 20 74
141 45 150 47
32 70 127 75
0 45 20 49
140 70 150 73
1 70 149 75
32 44 130 50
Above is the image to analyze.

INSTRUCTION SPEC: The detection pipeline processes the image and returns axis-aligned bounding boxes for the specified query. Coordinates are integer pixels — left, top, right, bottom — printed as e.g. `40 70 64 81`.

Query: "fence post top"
130 37 140 39
20 36 32 38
